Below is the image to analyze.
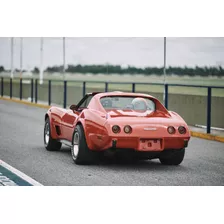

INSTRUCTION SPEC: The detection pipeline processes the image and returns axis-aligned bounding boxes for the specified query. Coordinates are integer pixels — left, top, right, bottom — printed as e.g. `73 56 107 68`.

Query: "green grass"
1 72 224 97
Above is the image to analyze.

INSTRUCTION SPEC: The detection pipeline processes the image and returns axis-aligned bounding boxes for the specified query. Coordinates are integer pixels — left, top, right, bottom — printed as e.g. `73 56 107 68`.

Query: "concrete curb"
1 96 224 143
0 96 50 109
190 131 224 143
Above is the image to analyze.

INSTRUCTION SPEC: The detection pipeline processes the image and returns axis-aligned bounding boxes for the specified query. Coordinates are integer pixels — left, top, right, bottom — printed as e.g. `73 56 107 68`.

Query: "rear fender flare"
74 118 94 150
169 111 191 136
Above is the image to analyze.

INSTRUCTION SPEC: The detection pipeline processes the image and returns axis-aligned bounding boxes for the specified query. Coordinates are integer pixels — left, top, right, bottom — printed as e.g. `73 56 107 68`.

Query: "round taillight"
167 126 176 134
178 126 186 134
112 125 120 133
124 125 132 134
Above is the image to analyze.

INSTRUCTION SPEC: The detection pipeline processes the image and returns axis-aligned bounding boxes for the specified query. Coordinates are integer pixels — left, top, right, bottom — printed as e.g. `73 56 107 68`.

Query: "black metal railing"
0 77 224 134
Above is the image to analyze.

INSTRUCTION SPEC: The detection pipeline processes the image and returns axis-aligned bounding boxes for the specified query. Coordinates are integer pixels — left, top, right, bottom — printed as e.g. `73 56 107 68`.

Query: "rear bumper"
87 134 190 151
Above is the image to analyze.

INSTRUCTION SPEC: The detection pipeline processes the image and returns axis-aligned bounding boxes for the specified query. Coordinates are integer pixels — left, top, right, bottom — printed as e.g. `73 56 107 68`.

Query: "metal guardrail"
1 77 224 134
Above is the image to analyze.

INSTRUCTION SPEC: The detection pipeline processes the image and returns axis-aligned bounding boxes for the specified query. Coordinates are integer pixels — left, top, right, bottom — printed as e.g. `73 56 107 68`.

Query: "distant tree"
33 67 40 74
0 66 4 72
45 66 62 73
30 64 224 77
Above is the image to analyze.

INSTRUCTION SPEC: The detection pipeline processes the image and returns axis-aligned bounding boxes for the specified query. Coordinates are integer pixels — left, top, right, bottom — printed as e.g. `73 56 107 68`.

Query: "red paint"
46 92 191 151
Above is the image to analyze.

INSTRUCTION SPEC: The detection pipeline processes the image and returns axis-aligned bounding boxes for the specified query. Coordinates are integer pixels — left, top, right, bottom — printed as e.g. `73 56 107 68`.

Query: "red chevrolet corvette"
44 92 190 165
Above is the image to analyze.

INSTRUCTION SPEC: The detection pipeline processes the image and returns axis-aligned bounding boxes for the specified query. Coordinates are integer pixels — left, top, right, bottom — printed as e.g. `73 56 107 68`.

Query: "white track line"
0 160 43 186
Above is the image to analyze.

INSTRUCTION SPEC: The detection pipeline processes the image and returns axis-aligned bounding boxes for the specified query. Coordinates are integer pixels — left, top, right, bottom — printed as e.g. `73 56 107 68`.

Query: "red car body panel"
45 92 191 151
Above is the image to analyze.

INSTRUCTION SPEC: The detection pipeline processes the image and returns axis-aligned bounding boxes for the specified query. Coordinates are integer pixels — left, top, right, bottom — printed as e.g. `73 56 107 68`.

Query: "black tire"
159 148 185 165
71 125 96 165
44 117 62 151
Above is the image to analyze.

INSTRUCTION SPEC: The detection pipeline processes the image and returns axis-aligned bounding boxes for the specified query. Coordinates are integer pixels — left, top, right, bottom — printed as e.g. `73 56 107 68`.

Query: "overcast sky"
0 37 224 70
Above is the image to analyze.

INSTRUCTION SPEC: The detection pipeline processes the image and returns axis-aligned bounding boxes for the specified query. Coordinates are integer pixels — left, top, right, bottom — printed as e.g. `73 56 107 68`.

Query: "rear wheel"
159 148 185 165
44 118 62 151
71 125 96 165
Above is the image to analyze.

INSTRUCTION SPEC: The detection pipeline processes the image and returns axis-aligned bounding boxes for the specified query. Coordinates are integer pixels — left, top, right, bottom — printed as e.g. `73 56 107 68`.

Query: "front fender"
45 107 61 139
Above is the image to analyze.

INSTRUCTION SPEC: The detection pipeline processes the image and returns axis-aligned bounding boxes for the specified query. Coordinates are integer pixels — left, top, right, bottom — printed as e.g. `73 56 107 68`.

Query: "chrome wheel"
72 132 80 158
44 122 50 144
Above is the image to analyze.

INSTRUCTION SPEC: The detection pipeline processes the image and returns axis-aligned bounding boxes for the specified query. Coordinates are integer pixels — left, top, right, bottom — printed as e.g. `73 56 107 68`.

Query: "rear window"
100 96 155 112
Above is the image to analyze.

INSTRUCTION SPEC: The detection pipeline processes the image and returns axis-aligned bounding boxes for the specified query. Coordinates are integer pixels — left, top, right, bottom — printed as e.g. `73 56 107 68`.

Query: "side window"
85 96 93 107
79 96 93 108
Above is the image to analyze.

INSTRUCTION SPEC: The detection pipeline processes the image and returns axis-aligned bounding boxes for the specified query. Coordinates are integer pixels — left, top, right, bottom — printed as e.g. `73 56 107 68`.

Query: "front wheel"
159 148 185 165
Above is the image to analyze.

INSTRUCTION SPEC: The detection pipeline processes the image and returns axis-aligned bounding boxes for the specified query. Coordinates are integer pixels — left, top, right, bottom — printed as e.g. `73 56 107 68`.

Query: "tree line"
0 64 224 77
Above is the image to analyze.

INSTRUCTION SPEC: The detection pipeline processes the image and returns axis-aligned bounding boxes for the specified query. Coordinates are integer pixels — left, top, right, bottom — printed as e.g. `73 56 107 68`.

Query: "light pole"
63 37 66 80
40 37 43 84
20 37 23 79
11 37 14 79
163 37 167 106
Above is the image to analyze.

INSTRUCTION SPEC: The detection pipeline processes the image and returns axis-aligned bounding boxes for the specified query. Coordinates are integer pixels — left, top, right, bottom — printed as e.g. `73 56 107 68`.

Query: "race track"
0 99 224 186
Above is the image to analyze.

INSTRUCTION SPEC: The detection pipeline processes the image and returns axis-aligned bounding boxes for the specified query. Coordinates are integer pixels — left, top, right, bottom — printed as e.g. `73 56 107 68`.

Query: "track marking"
0 160 43 186
0 172 18 186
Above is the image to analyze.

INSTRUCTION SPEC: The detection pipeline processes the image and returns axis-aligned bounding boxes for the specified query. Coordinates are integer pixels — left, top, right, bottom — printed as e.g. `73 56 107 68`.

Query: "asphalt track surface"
0 99 224 186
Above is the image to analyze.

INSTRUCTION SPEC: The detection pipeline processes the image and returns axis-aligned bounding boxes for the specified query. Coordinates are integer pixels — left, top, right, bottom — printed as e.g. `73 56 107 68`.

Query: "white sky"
0 37 224 70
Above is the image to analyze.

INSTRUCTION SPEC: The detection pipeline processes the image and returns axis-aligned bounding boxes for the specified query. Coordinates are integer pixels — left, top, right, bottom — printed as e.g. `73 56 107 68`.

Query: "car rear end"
86 93 190 153
104 117 190 151
87 115 190 152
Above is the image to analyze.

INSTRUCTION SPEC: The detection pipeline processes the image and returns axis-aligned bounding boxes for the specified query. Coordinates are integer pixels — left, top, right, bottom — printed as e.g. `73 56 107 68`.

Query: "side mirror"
69 104 77 110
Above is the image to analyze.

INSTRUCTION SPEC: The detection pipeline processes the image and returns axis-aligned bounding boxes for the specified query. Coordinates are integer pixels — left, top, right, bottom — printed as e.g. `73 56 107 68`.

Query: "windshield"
100 96 155 112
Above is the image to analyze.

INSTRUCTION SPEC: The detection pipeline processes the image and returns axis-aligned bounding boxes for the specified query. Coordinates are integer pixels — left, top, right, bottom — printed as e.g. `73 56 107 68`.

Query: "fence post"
105 82 108 92
132 83 135 93
10 78 12 99
31 79 33 102
207 87 212 134
83 82 86 97
20 78 22 100
164 84 168 109
35 79 38 103
63 80 67 108
48 80 51 106
1 77 3 97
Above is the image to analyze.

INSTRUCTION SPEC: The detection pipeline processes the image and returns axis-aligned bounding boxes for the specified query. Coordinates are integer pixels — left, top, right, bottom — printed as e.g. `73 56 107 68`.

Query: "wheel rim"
72 132 79 158
44 122 50 144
